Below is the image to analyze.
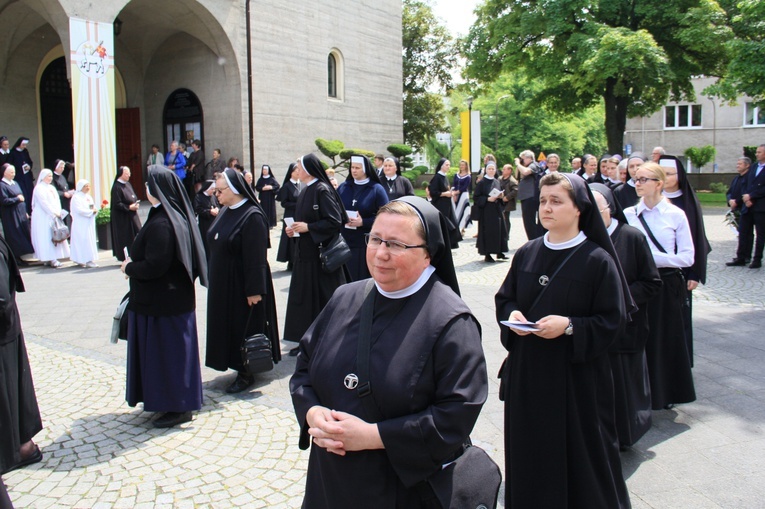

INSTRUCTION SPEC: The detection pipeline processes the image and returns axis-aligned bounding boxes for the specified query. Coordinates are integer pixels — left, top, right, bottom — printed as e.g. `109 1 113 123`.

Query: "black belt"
659 268 682 277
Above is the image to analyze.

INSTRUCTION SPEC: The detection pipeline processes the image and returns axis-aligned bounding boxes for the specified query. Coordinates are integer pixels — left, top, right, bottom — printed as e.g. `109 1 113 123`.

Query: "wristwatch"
564 319 574 336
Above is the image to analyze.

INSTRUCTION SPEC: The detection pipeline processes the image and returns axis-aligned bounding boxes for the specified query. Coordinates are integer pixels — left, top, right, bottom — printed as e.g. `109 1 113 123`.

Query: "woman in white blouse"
623 162 696 410
31 169 70 268
70 179 99 268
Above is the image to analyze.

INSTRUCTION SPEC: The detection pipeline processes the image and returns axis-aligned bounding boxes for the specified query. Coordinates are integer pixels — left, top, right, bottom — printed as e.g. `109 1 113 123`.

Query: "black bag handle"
637 213 669 254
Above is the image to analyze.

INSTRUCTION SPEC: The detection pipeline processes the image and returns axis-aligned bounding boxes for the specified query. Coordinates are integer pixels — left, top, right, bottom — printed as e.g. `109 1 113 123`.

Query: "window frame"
744 102 765 127
664 104 703 130
327 48 344 102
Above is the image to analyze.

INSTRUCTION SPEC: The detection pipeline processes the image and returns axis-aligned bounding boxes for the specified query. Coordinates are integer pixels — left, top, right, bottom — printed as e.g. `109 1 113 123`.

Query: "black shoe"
484 255 495 263
225 373 255 394
497 253 508 260
749 261 762 269
288 347 300 357
153 411 192 428
663 403 675 410
726 259 746 266
5 444 43 473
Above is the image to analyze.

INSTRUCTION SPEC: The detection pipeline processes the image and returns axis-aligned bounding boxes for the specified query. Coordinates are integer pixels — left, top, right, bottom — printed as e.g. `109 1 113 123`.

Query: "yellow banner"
461 110 470 165
69 18 117 206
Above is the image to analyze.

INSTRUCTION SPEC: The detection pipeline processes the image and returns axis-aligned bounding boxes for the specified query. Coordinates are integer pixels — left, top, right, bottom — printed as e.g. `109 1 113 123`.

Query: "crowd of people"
4 135 762 509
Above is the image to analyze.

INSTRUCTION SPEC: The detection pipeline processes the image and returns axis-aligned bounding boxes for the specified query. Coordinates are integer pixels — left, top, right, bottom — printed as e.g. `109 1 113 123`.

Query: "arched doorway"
39 57 74 169
163 88 204 153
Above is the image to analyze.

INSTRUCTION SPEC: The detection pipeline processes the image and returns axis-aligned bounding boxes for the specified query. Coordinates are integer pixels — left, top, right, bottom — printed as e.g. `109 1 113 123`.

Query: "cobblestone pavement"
4 206 765 508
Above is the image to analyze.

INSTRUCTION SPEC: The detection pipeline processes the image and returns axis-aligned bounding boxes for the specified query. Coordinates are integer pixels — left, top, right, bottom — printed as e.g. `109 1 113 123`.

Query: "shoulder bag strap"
636 213 668 254
527 242 586 316
356 280 385 422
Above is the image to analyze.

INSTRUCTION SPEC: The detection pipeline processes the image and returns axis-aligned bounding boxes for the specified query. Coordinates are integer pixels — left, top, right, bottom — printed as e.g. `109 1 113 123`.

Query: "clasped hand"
306 405 383 456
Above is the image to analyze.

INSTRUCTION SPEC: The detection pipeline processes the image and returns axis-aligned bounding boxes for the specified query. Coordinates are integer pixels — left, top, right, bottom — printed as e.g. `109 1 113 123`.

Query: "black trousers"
737 212 754 261
753 211 765 262
520 199 542 240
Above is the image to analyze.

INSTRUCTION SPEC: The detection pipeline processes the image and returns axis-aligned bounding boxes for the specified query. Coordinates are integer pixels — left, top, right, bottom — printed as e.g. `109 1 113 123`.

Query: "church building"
0 0 403 202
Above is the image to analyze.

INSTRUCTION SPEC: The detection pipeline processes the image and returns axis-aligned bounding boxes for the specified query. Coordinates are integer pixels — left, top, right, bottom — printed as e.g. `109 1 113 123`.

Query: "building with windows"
624 77 765 172
0 0 403 203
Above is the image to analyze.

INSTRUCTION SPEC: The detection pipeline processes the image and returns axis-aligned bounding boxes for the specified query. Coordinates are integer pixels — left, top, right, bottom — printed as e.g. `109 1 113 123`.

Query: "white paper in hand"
500 320 540 332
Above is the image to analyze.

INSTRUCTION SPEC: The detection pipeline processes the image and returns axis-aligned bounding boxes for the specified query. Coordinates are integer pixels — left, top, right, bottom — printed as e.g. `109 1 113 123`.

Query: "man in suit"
743 144 765 269
726 157 752 266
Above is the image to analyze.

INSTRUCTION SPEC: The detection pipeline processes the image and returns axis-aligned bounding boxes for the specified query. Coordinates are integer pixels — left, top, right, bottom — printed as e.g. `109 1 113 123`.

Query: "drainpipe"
246 0 255 172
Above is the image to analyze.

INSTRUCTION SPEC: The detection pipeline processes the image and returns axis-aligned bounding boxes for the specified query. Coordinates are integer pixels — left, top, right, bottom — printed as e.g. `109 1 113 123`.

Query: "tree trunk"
603 79 628 156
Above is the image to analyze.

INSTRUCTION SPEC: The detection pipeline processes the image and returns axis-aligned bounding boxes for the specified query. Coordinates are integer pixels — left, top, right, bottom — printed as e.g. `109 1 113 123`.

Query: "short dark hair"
193 139 201 147
151 144 160 150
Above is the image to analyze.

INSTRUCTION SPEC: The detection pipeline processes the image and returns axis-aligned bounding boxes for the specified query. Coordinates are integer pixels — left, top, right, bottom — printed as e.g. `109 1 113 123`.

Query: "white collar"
543 231 587 250
2 178 14 185
483 175 495 180
306 178 318 186
375 266 436 299
438 171 447 176
663 189 683 199
229 197 249 209
456 173 470 180
117 179 127 184
606 218 618 236
636 197 668 215
627 179 636 188
290 179 300 185
354 178 370 185
385 175 398 181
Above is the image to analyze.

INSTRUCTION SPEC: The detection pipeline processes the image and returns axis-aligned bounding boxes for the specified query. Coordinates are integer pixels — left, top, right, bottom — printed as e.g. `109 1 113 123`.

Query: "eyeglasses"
635 177 660 184
214 186 229 195
364 234 427 254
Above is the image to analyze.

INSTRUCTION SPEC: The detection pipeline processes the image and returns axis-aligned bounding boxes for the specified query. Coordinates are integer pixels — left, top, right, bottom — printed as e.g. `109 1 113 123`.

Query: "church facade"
0 0 403 202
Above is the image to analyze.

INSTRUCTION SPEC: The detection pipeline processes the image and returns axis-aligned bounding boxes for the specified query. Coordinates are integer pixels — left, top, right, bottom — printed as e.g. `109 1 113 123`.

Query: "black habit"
0 235 42 474
275 177 300 266
427 172 462 248
614 182 639 210
255 175 280 228
473 177 508 256
290 277 487 508
337 179 389 281
609 221 662 446
282 180 347 343
110 180 142 260
495 239 631 509
193 185 218 258
7 149 34 215
205 202 280 372
0 179 34 259
382 176 414 200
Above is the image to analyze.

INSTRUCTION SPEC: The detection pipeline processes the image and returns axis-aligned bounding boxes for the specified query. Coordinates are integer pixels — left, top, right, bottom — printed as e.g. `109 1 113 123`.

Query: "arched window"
327 49 344 101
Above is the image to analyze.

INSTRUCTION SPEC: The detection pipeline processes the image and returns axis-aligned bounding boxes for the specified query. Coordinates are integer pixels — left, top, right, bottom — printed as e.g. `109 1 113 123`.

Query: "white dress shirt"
624 198 694 269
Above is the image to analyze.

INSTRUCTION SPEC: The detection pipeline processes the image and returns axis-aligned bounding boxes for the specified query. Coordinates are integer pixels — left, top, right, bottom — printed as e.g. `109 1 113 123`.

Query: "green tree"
403 0 456 149
462 0 732 155
705 0 765 105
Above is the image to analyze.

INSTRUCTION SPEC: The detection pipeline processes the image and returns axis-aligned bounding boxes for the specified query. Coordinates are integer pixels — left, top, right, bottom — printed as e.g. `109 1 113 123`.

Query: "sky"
430 0 481 38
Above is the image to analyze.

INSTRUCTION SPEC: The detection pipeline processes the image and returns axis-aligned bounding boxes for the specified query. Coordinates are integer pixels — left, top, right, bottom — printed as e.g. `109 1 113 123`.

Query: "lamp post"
466 96 474 172
708 96 717 172
495 95 510 153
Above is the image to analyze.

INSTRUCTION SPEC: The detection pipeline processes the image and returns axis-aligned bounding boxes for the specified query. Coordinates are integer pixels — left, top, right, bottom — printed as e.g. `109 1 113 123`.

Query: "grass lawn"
696 191 727 207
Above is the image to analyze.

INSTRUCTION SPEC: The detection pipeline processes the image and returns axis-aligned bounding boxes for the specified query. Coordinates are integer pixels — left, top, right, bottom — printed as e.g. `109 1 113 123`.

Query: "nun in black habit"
0 235 43 476
282 154 349 352
276 162 301 269
613 153 645 210
205 169 280 394
122 166 208 428
0 163 35 261
495 173 635 509
7 138 34 215
337 154 389 281
380 156 415 200
255 164 280 228
110 166 142 261
591 183 662 449
473 162 508 262
659 154 711 364
427 158 462 248
290 196 487 508
193 180 219 258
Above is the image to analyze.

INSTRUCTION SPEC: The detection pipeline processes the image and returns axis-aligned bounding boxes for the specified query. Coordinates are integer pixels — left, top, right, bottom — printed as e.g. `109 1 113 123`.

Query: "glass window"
664 104 702 129
328 54 337 98
745 102 765 126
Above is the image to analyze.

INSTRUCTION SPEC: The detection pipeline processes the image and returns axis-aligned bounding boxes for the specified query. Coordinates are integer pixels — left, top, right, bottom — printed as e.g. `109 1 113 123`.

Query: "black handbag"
240 307 274 374
318 234 351 273
426 444 501 509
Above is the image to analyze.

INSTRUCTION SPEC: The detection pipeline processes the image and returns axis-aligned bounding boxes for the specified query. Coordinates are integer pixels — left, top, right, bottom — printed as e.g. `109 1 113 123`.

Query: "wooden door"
116 108 144 199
